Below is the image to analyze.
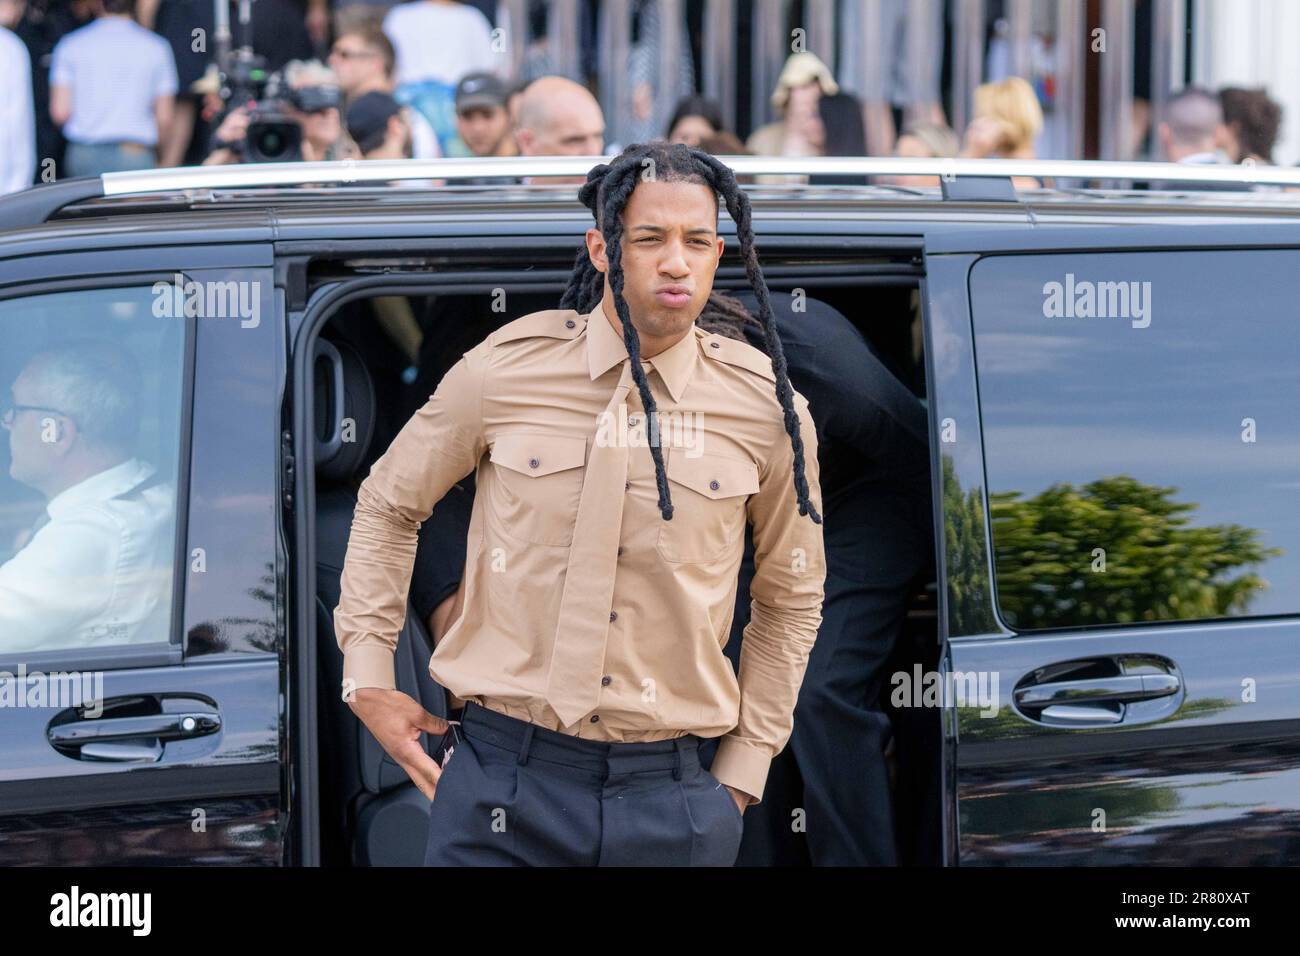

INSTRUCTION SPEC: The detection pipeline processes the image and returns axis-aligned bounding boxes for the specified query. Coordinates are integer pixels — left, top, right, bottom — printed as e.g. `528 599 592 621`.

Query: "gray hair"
1166 87 1224 149
24 340 140 454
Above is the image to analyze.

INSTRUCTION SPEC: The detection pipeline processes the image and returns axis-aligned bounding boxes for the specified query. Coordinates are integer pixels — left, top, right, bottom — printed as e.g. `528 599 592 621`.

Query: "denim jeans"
64 141 156 179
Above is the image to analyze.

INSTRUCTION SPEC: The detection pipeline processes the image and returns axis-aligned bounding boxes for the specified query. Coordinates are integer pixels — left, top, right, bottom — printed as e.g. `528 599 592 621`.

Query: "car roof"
8 157 1300 255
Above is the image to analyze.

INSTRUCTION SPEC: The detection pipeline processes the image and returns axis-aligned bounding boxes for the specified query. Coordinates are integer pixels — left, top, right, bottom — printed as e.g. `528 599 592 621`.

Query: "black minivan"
0 157 1296 866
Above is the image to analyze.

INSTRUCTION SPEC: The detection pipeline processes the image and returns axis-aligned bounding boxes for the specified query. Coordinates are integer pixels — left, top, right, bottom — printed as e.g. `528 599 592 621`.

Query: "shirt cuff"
342 643 397 697
709 735 772 808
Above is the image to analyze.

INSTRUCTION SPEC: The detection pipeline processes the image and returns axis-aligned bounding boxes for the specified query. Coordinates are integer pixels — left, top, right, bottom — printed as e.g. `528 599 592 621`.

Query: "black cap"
347 92 402 154
455 71 508 113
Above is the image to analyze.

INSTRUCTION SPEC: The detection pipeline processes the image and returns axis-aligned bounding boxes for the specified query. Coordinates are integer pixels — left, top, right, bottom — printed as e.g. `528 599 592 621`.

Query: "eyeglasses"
0 400 75 428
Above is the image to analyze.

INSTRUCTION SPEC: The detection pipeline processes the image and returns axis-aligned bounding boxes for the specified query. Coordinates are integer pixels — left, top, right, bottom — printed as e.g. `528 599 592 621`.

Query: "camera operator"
204 58 347 164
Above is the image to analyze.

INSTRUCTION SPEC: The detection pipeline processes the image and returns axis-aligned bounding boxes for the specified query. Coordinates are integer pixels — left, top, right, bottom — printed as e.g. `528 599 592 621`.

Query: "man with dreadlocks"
334 142 825 866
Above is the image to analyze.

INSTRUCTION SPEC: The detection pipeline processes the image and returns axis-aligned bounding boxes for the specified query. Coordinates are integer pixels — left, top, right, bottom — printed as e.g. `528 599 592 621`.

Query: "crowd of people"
0 0 1288 195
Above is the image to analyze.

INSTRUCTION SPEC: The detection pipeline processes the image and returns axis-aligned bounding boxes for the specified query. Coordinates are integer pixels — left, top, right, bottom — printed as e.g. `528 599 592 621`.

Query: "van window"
0 285 185 656
970 250 1300 630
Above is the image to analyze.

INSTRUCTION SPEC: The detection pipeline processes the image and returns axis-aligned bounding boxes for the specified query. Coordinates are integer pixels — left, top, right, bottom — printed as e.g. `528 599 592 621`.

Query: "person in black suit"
694 290 934 866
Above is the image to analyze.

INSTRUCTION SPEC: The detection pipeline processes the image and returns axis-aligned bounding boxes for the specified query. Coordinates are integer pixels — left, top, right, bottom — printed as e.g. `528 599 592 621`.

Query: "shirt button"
609 611 618 622
565 319 576 328
709 479 720 491
624 481 630 491
601 675 612 686
590 714 600 723
528 457 540 469
628 416 638 426
617 546 624 556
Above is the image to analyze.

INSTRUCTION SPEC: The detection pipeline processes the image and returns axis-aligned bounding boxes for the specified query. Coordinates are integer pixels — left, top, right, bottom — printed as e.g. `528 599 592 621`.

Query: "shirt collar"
46 458 154 518
583 303 699 404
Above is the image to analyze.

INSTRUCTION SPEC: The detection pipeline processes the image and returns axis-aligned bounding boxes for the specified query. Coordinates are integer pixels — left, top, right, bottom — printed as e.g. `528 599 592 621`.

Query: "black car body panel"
0 173 1296 865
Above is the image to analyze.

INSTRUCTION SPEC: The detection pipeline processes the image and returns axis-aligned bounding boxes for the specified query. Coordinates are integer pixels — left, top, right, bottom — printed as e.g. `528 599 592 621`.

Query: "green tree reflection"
989 476 1281 629
941 455 998 635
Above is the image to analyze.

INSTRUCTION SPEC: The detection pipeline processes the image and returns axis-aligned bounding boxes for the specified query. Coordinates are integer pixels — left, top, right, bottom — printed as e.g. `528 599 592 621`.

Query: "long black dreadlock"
696 291 762 342
559 142 822 525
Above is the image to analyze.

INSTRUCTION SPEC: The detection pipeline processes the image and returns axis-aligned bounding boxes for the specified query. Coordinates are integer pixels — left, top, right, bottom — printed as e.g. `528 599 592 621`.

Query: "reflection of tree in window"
941 455 998 636
990 475 1282 630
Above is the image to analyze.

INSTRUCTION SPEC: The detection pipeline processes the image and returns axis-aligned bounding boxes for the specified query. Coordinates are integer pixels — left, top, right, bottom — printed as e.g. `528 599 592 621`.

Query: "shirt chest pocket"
657 449 761 564
487 432 588 547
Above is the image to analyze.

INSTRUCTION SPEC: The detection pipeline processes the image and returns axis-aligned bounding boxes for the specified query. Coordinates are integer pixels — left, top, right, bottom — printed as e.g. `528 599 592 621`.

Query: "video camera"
212 0 340 162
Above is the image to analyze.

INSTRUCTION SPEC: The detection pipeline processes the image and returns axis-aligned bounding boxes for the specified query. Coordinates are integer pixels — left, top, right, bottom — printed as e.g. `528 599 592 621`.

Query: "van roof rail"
4 156 1299 227
0 177 105 229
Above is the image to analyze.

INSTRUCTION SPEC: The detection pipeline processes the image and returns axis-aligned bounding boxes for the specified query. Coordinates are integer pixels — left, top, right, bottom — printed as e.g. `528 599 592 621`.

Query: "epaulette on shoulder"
489 309 586 346
698 329 776 383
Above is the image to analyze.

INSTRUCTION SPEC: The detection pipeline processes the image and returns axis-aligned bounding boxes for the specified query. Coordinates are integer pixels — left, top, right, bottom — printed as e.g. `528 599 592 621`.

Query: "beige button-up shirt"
334 304 825 805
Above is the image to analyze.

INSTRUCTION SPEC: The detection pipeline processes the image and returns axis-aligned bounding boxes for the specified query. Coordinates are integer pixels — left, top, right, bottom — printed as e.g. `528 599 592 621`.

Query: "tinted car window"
970 250 1299 630
0 286 185 654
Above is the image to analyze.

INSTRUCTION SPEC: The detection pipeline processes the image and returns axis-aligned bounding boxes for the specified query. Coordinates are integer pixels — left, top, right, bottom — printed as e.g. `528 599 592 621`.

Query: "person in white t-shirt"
49 0 177 178
0 19 34 194
381 0 501 157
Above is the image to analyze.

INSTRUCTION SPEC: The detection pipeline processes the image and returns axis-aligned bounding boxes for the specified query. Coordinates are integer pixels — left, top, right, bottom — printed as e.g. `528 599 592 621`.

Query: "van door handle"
48 711 221 761
1014 674 1180 709
49 712 221 746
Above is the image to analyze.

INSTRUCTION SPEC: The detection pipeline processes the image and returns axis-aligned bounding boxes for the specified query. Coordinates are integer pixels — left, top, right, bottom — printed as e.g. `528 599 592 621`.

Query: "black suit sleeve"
735 293 930 481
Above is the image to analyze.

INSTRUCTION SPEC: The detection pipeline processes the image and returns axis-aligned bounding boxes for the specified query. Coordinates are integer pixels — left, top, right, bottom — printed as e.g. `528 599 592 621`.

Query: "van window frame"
968 246 1300 635
0 274 197 673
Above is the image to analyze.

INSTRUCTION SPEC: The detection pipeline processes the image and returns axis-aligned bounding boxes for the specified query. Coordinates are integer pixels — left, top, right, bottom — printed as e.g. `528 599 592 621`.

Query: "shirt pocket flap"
665 450 760 500
489 433 588 478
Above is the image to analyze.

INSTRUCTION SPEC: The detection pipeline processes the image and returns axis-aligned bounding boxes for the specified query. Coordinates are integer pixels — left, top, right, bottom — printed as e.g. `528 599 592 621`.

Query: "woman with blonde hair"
960 76 1043 188
745 51 838 158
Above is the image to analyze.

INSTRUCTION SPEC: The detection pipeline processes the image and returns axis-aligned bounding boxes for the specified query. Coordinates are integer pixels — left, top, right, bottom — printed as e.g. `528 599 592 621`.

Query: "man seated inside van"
0 341 174 652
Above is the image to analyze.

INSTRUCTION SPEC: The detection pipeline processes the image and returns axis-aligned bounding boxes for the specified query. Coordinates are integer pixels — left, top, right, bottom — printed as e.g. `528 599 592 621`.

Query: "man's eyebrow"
627 224 716 235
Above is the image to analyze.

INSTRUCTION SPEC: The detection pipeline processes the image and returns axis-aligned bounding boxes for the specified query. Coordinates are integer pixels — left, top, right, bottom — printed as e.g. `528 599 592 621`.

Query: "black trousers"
423 700 745 866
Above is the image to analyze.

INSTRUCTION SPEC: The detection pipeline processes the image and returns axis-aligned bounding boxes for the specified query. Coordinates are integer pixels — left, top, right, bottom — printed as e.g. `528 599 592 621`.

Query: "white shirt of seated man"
0 349 175 654
0 457 175 653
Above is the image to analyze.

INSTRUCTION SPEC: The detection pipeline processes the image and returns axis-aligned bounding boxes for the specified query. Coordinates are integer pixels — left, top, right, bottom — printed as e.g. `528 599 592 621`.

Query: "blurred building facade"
497 0 1299 164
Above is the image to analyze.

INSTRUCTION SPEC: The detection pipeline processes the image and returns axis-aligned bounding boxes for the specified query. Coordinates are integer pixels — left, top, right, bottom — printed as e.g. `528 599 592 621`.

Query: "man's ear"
43 415 75 456
585 227 608 274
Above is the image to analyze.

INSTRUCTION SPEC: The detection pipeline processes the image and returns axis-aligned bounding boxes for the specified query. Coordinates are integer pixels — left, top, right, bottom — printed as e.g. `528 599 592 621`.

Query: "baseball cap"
455 72 508 113
347 91 402 154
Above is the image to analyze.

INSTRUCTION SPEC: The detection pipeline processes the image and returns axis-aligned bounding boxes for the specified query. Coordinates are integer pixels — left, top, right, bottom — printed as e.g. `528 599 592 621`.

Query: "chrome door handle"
1014 674 1180 708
